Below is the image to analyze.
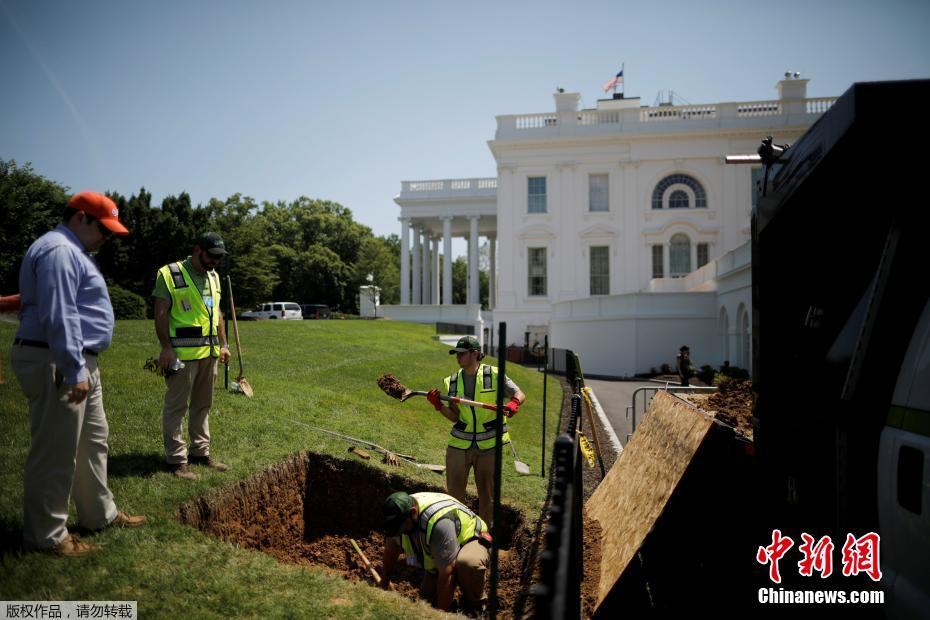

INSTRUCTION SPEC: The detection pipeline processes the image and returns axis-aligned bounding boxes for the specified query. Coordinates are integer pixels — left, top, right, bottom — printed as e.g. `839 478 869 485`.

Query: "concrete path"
583 379 659 448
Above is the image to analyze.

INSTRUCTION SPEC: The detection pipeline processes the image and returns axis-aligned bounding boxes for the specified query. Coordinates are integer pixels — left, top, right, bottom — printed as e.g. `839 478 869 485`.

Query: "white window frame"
588 173 609 212
527 176 547 214
527 247 547 296
589 245 610 295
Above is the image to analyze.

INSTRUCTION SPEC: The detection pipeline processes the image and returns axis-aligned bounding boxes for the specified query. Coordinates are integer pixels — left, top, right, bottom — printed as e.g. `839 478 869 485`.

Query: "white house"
386 75 835 377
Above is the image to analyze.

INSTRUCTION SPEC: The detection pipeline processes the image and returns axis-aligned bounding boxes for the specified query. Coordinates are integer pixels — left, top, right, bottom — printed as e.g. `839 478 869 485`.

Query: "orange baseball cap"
69 191 129 236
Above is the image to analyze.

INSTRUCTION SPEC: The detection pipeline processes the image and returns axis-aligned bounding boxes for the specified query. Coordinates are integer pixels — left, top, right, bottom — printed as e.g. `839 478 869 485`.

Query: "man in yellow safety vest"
152 232 231 480
426 335 525 524
381 490 491 612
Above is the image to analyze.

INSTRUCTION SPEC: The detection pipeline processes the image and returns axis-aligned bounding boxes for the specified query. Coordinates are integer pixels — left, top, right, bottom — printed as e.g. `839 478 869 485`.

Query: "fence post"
542 334 548 477
489 321 506 619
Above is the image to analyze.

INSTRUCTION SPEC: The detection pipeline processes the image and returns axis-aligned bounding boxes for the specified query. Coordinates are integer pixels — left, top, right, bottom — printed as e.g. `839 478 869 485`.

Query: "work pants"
13 346 117 549
162 356 216 464
446 444 497 525
420 540 489 610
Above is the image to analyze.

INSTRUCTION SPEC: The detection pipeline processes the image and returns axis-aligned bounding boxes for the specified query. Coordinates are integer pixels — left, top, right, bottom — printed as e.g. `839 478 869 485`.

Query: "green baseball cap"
196 232 227 256
382 492 414 535
449 335 480 355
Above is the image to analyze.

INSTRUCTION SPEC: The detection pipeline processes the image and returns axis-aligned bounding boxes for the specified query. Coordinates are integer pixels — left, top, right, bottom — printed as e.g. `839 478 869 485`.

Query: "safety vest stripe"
448 371 459 397
450 425 508 442
419 499 459 531
483 365 492 390
169 336 215 347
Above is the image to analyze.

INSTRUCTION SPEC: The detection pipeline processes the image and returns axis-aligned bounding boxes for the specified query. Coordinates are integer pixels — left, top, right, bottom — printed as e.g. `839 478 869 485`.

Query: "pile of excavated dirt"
177 451 536 616
687 379 754 439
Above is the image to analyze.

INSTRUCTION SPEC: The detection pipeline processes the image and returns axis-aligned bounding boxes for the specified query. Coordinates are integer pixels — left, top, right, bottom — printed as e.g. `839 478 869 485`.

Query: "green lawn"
0 318 562 618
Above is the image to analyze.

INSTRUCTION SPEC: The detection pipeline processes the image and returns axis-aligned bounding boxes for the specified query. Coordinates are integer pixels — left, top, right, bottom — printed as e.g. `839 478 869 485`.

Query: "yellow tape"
581 386 594 409
578 433 596 468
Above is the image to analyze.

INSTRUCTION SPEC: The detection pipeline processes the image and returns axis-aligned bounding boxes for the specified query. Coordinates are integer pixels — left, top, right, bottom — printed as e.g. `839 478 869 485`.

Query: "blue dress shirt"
15 224 115 384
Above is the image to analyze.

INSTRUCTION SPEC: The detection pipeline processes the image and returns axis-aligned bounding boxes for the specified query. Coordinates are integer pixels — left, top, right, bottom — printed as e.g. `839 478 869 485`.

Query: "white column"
421 229 429 305
691 242 698 274
400 218 410 304
442 217 453 305
468 216 480 305
431 237 440 305
489 236 496 309
412 226 421 304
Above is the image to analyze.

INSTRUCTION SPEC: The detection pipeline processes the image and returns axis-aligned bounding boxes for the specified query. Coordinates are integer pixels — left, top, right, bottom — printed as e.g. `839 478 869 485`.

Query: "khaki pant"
12 345 117 549
162 356 216 464
419 539 489 610
446 445 498 525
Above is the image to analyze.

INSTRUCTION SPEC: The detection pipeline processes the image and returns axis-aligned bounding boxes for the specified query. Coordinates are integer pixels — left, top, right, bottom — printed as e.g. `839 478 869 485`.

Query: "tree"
451 256 489 309
354 236 399 305
0 160 69 292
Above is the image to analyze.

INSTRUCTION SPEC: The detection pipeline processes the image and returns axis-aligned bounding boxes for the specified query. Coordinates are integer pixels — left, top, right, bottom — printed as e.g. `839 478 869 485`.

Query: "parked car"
301 304 331 319
241 302 302 320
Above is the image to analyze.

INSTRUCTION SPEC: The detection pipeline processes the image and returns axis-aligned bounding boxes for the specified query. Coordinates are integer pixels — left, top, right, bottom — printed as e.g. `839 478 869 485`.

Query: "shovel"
509 439 531 475
227 276 253 398
378 373 530 474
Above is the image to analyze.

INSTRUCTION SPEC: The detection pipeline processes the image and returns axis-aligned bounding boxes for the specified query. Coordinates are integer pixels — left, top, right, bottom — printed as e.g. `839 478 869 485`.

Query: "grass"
0 318 563 618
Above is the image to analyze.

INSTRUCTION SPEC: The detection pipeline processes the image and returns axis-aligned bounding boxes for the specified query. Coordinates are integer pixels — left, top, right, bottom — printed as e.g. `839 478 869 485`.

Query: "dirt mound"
701 379 754 439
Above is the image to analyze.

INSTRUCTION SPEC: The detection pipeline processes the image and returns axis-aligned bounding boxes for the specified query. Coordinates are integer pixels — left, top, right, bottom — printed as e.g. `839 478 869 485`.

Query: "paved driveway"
584 379 659 447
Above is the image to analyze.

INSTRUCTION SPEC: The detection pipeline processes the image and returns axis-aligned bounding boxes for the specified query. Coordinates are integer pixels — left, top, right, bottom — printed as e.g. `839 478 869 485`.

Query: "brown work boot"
171 463 200 480
190 455 228 472
48 534 100 558
110 510 146 528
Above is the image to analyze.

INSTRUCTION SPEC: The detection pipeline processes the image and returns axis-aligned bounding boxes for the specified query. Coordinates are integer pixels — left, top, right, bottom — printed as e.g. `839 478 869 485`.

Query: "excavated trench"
177 451 535 616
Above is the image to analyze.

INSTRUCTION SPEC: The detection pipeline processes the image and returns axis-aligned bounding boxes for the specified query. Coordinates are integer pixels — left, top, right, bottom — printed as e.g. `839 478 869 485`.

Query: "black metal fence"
531 351 586 619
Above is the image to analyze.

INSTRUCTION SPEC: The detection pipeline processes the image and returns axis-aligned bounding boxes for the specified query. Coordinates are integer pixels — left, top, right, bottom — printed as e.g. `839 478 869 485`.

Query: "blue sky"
2 0 929 249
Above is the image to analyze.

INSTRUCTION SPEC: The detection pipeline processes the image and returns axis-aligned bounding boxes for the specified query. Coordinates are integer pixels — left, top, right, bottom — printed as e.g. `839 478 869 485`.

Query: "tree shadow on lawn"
108 452 165 479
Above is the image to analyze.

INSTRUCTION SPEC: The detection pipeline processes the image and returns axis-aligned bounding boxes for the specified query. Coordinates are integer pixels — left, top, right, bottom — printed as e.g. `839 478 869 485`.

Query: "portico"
395 178 498 307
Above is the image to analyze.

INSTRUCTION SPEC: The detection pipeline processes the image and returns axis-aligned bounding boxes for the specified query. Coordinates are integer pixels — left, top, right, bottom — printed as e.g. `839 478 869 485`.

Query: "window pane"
590 246 609 295
528 247 547 296
669 189 689 209
589 174 609 212
697 243 709 268
528 177 547 214
670 234 691 277
652 245 664 278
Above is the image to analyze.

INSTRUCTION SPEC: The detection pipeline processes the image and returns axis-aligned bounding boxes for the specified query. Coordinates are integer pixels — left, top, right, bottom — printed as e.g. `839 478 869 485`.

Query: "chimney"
554 90 581 113
777 72 809 100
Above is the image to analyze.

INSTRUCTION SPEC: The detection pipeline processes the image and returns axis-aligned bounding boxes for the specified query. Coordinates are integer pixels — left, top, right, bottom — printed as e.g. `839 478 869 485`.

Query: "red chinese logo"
757 530 882 583
841 532 882 582
798 533 834 578
756 529 794 584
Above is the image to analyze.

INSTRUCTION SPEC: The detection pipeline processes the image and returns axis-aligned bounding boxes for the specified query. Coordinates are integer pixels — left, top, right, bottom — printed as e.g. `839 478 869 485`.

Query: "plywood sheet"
587 390 714 608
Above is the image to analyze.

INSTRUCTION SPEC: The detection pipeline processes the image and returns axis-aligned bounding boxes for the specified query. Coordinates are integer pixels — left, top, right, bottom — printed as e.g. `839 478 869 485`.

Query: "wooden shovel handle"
226 276 245 378
350 538 381 584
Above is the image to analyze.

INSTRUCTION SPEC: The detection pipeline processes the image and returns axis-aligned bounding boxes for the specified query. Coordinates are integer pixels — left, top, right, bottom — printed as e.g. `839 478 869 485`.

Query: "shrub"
660 363 672 375
698 364 715 385
108 284 146 319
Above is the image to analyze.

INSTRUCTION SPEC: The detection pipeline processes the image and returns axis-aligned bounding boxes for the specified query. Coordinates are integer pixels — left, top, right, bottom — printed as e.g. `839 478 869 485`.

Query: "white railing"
736 101 782 117
515 113 557 129
400 178 498 196
499 96 839 134
806 97 836 114
641 105 717 122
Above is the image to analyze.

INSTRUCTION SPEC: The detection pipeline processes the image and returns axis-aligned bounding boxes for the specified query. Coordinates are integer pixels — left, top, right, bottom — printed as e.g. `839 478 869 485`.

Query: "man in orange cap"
11 191 146 557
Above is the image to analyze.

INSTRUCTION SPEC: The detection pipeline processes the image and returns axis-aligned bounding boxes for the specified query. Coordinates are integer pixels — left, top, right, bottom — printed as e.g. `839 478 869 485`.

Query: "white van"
240 302 302 320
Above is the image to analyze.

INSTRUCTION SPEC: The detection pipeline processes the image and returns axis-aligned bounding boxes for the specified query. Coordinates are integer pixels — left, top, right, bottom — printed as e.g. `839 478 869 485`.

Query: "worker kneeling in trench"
380 491 491 612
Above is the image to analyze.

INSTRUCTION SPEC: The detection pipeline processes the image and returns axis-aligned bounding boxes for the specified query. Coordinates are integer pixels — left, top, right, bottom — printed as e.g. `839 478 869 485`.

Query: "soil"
686 378 754 439
177 451 534 617
377 373 407 400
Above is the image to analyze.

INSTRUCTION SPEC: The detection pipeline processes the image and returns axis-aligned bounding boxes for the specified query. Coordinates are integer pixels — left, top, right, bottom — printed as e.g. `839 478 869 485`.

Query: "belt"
14 338 99 357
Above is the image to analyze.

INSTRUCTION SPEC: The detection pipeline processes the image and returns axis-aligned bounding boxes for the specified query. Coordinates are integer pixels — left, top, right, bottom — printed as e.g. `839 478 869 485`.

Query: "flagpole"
621 62 625 97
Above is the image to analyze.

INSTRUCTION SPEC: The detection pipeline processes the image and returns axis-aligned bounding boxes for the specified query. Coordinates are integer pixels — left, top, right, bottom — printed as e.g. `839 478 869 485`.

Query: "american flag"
602 70 624 93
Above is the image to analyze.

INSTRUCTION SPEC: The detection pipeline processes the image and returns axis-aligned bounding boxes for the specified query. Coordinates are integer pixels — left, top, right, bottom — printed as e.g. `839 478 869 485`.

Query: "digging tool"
226 276 253 397
581 387 607 477
378 373 530 474
377 373 498 411
293 421 446 473
349 538 381 585
509 439 531 475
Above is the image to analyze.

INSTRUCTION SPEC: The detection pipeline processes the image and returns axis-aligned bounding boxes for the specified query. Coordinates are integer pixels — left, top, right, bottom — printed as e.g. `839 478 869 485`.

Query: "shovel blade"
514 460 531 476
237 377 254 398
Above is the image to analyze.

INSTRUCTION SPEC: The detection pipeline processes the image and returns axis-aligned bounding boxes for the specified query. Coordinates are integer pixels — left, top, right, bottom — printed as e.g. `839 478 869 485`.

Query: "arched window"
668 189 689 209
670 233 691 277
736 303 751 369
651 174 707 209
